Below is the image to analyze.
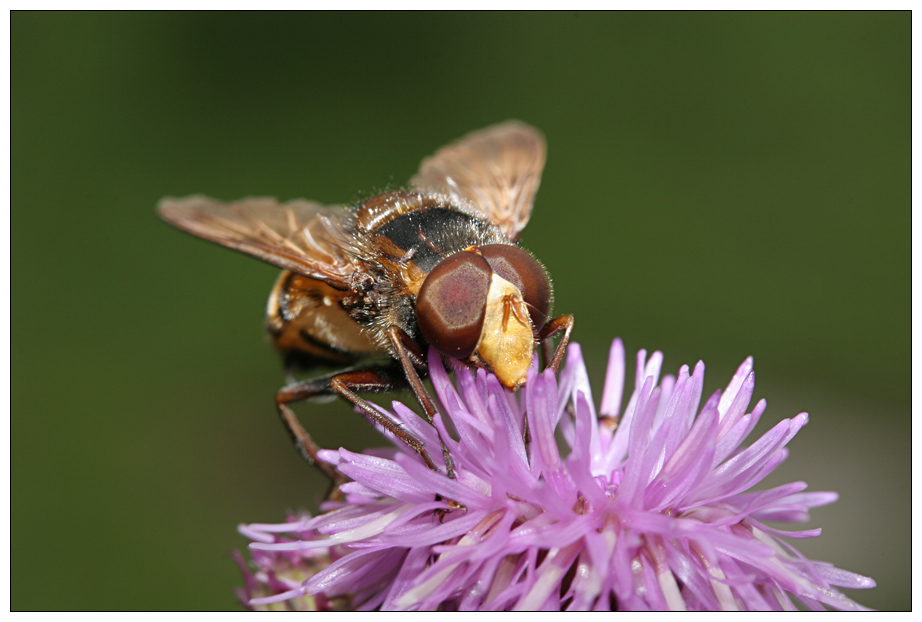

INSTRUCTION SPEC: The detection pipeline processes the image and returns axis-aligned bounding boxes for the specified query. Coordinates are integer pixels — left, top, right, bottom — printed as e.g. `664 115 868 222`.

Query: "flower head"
237 340 875 610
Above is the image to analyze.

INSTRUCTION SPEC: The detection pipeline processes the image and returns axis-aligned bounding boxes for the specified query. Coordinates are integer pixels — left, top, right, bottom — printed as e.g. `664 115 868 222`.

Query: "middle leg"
276 365 437 483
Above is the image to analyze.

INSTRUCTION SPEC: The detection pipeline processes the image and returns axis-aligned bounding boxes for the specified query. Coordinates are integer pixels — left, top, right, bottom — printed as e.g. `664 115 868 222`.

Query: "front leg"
538 314 575 373
386 326 438 423
386 325 457 479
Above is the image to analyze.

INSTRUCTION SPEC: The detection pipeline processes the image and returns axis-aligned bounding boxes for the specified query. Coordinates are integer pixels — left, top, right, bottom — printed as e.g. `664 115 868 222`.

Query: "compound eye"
416 251 492 359
480 244 553 332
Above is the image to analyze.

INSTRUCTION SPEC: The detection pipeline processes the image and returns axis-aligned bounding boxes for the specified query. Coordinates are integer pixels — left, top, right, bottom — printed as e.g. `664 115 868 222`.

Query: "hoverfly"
158 121 573 482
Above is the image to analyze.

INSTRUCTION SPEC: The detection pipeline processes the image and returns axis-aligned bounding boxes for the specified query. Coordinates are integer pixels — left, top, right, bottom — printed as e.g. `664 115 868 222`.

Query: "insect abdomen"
266 271 383 369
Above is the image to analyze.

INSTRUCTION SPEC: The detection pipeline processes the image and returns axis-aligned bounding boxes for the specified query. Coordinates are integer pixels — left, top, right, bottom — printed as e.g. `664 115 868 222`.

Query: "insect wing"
157 195 357 286
410 121 546 242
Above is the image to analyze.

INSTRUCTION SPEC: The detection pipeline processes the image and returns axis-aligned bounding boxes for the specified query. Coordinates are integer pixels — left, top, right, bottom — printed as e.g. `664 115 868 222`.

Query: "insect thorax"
345 190 508 351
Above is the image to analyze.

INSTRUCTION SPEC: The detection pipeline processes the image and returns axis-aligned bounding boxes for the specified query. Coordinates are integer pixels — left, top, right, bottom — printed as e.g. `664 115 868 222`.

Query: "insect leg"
276 366 438 481
386 325 457 479
328 370 439 472
276 388 343 485
537 314 575 373
385 326 438 421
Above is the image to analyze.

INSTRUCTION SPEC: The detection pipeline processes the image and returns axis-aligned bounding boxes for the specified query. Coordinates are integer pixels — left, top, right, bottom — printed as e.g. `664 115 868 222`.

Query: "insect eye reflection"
416 250 492 359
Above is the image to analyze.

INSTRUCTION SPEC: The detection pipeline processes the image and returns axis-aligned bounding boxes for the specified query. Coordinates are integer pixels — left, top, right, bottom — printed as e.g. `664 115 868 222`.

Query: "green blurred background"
12 12 909 610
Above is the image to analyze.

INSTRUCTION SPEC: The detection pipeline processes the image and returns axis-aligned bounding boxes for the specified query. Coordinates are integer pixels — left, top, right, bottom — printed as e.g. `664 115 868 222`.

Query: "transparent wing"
157 195 358 286
410 121 546 242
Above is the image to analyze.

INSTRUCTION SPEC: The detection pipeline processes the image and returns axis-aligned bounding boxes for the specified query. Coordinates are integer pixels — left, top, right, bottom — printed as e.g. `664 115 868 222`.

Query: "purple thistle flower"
237 340 875 611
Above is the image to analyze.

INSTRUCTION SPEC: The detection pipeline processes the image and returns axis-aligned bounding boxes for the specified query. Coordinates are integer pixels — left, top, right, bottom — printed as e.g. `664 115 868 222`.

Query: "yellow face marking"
474 273 534 390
